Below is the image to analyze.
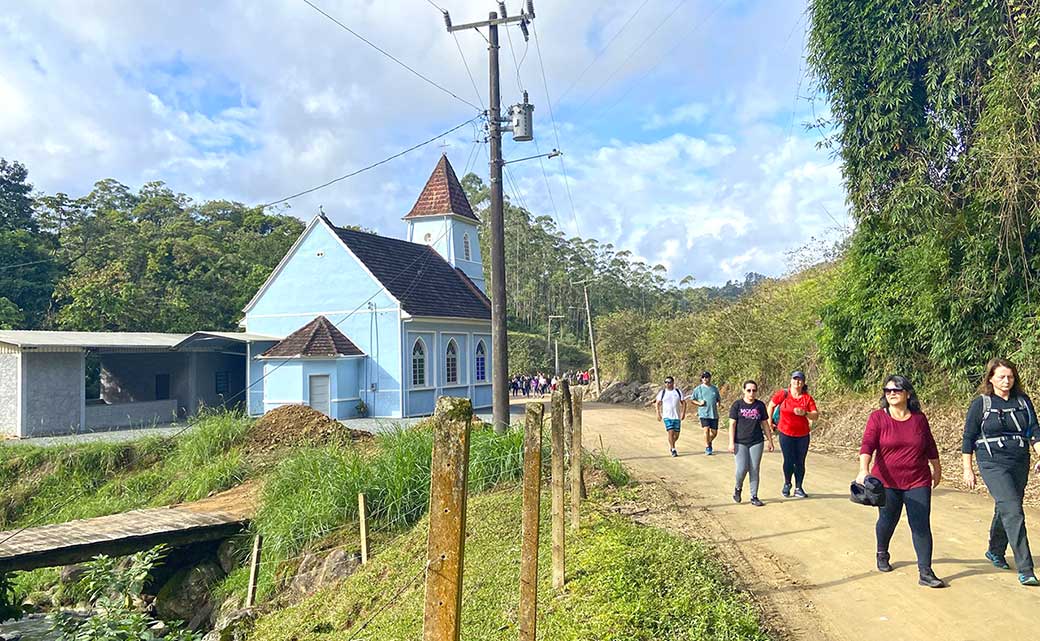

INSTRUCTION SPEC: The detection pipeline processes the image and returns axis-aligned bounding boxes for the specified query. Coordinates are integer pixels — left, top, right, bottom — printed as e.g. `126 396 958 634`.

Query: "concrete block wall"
22 352 83 438
0 354 19 437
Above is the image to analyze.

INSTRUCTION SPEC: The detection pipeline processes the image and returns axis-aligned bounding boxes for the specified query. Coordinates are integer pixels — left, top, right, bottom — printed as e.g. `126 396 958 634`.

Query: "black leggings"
778 433 810 488
876 486 933 570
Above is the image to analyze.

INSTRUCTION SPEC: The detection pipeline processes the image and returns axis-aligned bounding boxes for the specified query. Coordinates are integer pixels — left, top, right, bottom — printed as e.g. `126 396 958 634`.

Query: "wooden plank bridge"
0 485 256 573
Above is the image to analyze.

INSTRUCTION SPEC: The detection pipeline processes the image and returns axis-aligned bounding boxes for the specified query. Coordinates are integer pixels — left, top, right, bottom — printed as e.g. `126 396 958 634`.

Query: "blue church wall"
407 218 451 261
244 221 403 419
261 360 302 413
403 320 492 415
247 340 277 416
261 358 363 419
334 357 362 418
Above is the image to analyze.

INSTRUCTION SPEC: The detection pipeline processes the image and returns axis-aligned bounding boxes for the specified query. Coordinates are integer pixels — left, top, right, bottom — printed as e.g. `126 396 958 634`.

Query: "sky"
0 0 848 287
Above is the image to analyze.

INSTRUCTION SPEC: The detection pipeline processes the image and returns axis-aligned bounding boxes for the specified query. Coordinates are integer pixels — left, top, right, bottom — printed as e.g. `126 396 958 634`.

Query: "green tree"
807 1 1040 390
0 160 58 328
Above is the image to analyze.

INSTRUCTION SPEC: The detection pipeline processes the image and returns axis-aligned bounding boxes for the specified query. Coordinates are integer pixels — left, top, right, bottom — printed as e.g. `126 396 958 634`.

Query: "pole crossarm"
448 14 527 32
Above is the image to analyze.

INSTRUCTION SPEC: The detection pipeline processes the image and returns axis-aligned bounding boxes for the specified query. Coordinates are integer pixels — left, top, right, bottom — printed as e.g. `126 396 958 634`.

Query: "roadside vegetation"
249 485 770 641
0 411 251 531
240 423 526 600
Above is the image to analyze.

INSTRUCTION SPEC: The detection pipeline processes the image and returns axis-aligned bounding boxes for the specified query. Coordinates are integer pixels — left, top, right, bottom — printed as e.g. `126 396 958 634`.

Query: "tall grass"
255 423 526 570
0 410 254 528
587 449 631 487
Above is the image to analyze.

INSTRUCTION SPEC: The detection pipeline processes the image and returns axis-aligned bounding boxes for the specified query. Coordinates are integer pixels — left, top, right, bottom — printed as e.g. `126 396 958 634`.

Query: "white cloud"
0 0 842 286
644 102 708 130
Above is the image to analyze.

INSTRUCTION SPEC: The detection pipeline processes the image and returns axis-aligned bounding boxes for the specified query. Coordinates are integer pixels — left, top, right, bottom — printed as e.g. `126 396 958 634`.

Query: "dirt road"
580 402 1036 641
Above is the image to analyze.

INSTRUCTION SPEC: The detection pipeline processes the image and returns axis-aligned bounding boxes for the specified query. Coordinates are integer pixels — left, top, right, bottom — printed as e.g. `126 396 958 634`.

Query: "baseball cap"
791 370 806 380
701 371 711 378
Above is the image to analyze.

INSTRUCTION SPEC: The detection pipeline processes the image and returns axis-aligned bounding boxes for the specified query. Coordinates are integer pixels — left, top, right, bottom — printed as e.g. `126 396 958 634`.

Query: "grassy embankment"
0 412 528 606
249 483 770 641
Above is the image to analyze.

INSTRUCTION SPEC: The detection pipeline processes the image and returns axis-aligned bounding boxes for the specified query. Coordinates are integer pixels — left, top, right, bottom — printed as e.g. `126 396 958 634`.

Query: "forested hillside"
0 160 304 333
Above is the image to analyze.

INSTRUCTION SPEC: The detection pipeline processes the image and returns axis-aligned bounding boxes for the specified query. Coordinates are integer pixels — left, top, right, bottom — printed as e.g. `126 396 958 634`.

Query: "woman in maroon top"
857 375 944 588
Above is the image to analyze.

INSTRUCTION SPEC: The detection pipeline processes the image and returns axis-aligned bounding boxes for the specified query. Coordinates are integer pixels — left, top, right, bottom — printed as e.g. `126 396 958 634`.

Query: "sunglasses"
883 388 905 394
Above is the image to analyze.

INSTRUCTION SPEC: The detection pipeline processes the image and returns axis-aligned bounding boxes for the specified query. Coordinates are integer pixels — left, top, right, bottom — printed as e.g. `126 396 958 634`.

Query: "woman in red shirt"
767 371 819 498
857 375 944 588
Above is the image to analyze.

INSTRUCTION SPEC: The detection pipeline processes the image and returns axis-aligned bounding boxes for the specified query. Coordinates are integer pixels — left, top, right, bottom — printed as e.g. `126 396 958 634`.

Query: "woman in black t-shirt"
728 380 776 506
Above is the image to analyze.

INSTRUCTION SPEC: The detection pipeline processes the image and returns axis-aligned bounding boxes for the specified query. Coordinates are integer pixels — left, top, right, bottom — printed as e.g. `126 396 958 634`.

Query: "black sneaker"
919 568 945 588
733 488 742 503
750 496 764 507
781 483 791 497
793 488 808 499
670 448 678 457
877 552 893 573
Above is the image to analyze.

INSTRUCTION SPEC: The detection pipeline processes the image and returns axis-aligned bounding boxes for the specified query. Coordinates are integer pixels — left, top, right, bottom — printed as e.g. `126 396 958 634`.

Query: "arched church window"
475 341 487 382
445 339 459 384
412 339 426 387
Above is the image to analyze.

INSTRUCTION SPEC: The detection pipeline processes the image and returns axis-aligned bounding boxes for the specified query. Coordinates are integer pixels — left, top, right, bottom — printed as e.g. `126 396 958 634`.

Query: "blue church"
0 156 492 437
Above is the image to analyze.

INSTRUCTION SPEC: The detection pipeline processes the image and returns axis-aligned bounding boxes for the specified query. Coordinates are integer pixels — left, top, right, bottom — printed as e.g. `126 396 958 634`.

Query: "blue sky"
0 0 847 286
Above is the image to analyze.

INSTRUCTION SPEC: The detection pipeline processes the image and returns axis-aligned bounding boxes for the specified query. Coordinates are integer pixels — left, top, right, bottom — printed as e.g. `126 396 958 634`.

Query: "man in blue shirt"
690 371 722 455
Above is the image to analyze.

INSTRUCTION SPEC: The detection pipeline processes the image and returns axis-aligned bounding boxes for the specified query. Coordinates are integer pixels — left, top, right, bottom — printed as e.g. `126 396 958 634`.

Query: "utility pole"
546 314 564 366
573 280 601 395
444 1 537 435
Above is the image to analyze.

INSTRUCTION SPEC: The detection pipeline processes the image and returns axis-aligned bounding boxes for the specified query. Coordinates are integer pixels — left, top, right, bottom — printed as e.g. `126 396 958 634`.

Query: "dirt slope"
579 402 1036 641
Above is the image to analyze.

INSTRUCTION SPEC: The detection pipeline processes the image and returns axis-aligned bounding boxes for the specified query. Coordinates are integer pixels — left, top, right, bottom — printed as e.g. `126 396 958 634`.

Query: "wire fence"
261 389 586 639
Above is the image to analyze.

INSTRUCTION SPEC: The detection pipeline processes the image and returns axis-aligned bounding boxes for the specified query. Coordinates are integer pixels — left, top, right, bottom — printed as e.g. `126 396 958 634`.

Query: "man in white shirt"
655 376 686 457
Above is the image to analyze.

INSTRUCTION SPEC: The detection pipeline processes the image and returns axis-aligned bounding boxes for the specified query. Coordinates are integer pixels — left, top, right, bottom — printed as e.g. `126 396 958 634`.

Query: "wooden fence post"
518 402 544 641
551 388 566 590
246 533 263 608
358 493 369 565
423 397 473 641
571 387 585 526
561 380 573 457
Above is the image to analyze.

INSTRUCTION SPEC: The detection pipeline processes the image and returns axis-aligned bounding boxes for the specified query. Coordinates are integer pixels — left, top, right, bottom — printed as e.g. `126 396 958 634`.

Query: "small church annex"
0 156 493 438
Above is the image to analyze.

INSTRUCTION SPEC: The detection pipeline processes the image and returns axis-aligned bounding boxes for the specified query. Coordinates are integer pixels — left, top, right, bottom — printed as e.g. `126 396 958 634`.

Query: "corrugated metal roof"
0 331 189 349
172 331 281 350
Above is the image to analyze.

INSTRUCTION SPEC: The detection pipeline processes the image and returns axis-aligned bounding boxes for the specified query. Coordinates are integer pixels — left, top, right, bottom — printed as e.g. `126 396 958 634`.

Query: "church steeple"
405 155 485 293
404 154 479 222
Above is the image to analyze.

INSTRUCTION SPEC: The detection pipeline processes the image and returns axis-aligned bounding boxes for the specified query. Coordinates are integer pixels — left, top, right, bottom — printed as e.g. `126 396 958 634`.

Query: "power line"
574 0 688 111
532 22 580 236
0 257 54 273
262 116 480 207
502 10 529 94
593 0 728 120
555 0 652 106
301 0 481 112
453 32 486 109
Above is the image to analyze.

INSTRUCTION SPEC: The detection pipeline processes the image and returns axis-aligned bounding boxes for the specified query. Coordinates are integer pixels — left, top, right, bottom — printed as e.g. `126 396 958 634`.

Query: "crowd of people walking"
652 357 1040 590
511 369 594 397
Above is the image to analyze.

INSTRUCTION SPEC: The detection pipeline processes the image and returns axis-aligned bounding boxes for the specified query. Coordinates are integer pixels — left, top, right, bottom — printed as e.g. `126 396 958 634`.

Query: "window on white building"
412 339 426 386
463 233 471 261
475 341 487 382
445 339 458 384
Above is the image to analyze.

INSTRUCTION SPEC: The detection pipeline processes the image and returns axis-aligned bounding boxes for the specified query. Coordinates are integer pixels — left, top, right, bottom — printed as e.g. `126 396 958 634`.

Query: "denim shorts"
663 418 681 432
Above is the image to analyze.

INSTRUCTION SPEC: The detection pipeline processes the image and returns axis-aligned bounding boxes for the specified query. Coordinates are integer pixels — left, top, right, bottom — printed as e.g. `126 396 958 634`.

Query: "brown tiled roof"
403 154 479 222
260 316 365 359
331 225 491 320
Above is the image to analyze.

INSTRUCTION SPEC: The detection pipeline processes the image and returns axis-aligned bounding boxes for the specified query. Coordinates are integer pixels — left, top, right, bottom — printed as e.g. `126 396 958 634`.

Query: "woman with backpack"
962 358 1040 586
857 375 944 588
768 371 819 498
